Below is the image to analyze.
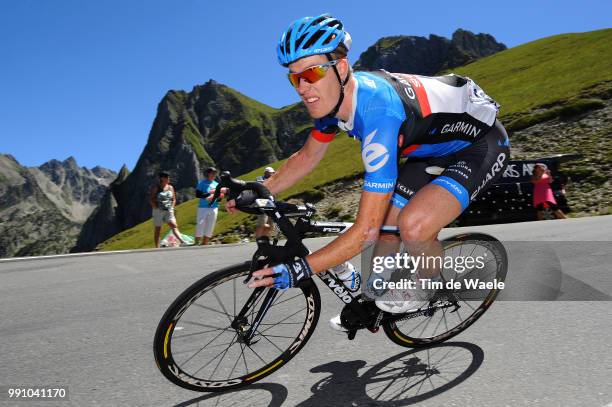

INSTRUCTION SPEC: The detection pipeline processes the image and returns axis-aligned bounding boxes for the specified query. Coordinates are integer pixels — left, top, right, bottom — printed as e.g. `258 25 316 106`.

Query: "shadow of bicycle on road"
172 382 288 407
297 341 484 406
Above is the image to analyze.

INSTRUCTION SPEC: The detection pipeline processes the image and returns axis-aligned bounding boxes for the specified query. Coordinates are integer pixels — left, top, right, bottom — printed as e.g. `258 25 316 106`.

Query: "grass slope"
98 134 362 251
451 28 612 117
99 28 611 251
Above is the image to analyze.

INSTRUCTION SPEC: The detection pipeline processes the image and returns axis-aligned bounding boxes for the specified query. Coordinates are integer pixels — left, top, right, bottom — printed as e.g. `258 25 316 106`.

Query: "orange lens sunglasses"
287 60 340 88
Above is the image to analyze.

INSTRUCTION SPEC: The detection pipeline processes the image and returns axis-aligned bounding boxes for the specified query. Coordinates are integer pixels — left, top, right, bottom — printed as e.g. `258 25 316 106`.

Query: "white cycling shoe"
329 315 347 333
329 289 436 332
374 287 435 314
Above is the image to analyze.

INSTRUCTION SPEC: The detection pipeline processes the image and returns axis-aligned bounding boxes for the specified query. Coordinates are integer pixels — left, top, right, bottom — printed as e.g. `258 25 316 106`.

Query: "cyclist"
239 13 510 330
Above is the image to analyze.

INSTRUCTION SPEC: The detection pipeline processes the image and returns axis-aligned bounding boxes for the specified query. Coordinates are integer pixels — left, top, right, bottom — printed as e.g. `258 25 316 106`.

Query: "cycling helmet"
277 14 353 119
277 13 352 66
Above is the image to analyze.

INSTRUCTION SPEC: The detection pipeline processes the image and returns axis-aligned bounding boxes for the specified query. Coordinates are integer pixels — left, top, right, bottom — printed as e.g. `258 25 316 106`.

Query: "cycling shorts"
391 120 510 212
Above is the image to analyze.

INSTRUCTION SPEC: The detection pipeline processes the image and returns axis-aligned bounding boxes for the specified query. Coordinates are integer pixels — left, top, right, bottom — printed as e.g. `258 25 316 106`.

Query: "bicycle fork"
231 287 278 346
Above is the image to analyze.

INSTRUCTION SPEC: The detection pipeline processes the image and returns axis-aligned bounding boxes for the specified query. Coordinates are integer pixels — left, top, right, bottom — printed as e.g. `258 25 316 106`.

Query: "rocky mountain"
353 28 506 74
73 81 312 251
0 155 116 257
74 28 506 252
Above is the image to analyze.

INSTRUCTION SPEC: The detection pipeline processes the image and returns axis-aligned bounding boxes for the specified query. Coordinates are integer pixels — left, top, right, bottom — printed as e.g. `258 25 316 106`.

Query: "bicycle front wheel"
154 261 321 392
383 233 508 347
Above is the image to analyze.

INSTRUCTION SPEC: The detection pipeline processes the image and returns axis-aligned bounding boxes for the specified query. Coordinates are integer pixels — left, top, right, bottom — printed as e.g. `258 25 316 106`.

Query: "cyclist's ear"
338 58 351 81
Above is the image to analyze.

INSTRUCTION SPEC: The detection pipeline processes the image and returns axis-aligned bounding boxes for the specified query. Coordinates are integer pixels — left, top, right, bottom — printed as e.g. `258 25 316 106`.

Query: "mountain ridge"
0 154 116 257
353 28 507 74
96 28 612 251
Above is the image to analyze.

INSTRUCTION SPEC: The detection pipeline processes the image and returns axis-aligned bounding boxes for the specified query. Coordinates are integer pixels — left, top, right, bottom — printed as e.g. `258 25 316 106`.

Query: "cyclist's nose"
297 78 312 94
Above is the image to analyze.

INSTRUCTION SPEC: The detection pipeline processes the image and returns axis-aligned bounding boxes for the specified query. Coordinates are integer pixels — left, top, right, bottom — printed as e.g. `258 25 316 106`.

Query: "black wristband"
286 258 313 287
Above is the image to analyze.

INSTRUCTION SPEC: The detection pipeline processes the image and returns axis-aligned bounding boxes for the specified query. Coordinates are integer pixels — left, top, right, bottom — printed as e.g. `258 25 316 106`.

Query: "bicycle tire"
383 233 508 348
153 261 321 392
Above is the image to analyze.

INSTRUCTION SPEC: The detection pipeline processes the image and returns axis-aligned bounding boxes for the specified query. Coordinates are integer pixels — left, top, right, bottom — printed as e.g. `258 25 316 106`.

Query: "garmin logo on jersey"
362 129 389 172
388 72 416 99
471 153 507 200
441 122 483 138
364 180 395 190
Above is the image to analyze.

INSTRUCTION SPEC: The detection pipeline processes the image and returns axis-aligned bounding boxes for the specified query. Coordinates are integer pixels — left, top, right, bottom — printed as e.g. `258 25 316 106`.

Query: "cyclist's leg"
400 121 510 241
379 121 510 312
367 160 435 305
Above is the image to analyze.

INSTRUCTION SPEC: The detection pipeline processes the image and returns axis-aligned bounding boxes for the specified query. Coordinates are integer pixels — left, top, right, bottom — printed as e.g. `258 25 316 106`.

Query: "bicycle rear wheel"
383 233 508 347
154 262 321 392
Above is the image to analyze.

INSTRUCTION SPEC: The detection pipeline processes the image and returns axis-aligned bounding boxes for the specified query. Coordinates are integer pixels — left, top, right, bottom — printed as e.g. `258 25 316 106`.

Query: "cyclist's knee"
398 211 437 242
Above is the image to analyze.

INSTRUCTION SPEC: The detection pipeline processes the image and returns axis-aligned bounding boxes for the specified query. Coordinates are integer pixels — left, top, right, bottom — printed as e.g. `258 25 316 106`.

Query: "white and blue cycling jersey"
311 70 500 195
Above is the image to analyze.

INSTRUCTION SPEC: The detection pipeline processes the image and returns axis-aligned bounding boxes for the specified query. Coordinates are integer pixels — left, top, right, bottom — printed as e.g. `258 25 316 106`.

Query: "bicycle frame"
232 203 413 342
211 172 450 342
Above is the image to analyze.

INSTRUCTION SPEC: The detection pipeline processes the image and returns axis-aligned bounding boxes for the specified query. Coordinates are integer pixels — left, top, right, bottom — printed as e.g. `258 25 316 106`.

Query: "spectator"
151 172 187 248
531 163 567 220
255 167 276 238
195 167 225 245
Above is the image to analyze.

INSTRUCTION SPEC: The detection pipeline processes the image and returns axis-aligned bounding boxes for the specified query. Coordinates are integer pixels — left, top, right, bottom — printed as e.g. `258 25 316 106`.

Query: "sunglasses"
287 60 340 88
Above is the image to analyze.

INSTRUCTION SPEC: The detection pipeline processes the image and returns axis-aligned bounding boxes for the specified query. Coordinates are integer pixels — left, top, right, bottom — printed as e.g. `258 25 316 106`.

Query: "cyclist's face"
289 55 341 119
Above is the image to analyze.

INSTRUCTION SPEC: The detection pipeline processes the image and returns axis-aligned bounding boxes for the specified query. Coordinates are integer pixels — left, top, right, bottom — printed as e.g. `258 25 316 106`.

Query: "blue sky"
1 0 610 171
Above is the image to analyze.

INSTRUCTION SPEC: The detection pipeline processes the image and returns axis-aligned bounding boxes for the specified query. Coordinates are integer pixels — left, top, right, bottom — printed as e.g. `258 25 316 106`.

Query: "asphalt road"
1 216 611 407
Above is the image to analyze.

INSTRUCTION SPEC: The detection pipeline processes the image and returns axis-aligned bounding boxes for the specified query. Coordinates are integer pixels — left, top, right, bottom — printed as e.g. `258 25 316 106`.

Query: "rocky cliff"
73 81 311 251
353 29 506 74
75 29 507 252
0 155 116 257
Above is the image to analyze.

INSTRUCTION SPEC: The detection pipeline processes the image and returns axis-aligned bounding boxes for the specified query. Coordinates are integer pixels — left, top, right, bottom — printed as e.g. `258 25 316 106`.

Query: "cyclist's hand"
248 258 313 290
226 190 257 214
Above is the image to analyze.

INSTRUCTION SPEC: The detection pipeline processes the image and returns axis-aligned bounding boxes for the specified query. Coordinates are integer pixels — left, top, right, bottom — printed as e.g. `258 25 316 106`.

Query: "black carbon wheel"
383 233 508 347
154 261 321 392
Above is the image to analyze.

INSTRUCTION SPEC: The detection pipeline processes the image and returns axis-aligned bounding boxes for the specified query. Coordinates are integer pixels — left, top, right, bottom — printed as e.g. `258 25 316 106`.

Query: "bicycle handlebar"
210 171 273 214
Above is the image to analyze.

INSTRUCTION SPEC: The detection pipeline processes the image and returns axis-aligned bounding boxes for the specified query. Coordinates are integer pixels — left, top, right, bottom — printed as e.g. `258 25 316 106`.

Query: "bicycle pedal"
347 330 357 340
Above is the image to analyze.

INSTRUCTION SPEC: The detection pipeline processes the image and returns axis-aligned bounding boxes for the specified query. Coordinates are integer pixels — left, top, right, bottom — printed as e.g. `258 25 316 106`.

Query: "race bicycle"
153 172 508 392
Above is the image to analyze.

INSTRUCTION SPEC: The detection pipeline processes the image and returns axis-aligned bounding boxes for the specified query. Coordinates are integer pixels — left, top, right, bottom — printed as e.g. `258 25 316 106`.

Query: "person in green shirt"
150 172 187 248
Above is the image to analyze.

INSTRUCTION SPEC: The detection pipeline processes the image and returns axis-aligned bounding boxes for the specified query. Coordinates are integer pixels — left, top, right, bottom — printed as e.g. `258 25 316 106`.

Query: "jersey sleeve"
311 117 340 143
360 90 404 193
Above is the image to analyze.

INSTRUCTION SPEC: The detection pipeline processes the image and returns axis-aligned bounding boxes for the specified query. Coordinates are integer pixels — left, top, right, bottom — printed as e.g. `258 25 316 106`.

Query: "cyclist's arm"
262 134 330 195
307 189 392 272
307 115 400 272
250 107 402 286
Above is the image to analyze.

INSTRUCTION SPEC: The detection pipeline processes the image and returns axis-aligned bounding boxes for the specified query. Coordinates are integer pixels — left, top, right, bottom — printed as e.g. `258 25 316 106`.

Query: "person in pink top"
531 163 567 220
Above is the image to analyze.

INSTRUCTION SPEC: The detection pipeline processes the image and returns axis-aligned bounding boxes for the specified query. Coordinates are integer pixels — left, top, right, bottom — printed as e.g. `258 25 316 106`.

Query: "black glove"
195 190 206 199
234 190 258 207
270 258 313 290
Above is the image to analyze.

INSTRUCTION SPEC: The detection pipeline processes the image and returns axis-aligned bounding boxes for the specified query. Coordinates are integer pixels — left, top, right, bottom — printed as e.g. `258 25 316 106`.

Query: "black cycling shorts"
391 120 510 212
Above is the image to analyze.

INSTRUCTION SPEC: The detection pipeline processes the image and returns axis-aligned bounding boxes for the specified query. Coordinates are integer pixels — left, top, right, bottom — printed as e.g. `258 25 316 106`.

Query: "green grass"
377 36 405 49
452 29 612 117
98 134 363 251
98 28 612 251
